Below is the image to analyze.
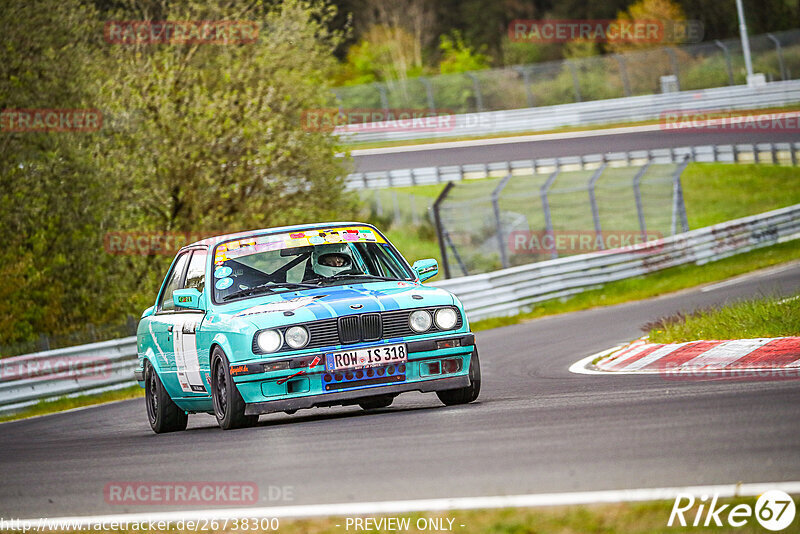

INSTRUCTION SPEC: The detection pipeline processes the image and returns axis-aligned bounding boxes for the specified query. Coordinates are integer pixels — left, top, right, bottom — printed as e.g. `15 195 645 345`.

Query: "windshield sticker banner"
215 227 384 263
234 295 327 317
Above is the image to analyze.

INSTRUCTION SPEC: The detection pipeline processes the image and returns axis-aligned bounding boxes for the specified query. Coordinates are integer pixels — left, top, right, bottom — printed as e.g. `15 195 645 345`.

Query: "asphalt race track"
351 128 800 172
2 262 799 518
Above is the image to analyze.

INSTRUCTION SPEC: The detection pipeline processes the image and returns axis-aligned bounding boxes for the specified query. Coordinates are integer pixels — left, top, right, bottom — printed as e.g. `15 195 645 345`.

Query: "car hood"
206 281 456 330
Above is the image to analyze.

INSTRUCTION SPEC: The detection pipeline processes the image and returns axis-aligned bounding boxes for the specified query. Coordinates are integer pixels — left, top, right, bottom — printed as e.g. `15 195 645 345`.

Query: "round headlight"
284 326 309 349
435 308 458 330
256 329 283 353
409 310 433 332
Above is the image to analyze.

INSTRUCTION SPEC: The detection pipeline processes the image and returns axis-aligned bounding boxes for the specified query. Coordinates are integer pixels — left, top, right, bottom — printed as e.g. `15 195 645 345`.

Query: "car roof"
180 222 378 251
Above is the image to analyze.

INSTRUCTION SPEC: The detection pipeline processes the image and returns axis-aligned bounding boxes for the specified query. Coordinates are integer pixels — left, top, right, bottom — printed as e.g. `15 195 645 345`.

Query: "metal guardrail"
337 80 800 144
0 337 138 415
2 205 798 414
432 203 800 320
346 142 800 190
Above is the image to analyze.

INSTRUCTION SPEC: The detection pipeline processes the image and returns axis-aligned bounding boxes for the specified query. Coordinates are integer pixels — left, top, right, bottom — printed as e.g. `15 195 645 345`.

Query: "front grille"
338 313 383 343
338 316 361 344
362 313 382 341
253 307 462 355
382 310 414 339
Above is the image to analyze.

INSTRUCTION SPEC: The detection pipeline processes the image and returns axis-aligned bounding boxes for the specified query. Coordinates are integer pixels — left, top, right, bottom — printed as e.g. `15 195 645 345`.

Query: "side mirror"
173 288 205 311
141 305 155 319
412 259 439 282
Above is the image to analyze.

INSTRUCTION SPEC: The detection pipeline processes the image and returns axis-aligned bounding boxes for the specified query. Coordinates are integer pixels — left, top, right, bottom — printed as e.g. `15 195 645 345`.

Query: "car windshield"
212 226 414 303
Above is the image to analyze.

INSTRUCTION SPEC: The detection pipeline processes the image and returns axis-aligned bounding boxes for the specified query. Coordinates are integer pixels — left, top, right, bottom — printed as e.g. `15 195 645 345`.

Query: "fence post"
38 333 50 352
671 156 691 235
465 73 484 112
392 191 401 223
541 169 561 259
566 61 582 102
632 162 652 243
664 48 681 91
792 143 799 166
419 76 436 112
491 173 514 269
615 55 632 97
443 230 469 277
377 83 389 114
513 66 535 107
432 182 455 279
127 314 137 335
714 40 735 85
766 34 787 81
587 163 608 249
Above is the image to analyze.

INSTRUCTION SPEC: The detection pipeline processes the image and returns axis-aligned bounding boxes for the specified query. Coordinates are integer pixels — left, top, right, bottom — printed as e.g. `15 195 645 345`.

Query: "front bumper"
244 374 469 415
236 333 476 413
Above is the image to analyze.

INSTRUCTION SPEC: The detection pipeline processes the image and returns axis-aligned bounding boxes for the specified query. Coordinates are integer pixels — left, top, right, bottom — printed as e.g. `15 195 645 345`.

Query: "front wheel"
211 348 259 430
145 362 188 434
436 350 481 406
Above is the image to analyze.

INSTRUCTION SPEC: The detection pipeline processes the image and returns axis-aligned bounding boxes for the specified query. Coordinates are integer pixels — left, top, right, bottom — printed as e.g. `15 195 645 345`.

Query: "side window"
184 249 207 294
374 244 410 279
158 252 190 312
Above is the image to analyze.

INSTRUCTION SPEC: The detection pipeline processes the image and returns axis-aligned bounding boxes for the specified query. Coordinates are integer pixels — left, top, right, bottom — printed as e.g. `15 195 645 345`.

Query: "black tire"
436 349 481 406
211 348 259 430
358 395 395 410
145 362 188 434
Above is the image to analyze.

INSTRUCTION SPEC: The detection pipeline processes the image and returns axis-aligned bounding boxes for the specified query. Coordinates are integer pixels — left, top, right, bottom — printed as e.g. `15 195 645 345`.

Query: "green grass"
470 241 800 332
0 385 143 423
682 163 800 228
646 293 800 343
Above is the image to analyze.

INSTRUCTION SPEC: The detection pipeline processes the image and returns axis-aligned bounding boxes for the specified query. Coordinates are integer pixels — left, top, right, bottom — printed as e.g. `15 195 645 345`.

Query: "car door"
174 248 209 395
150 248 208 397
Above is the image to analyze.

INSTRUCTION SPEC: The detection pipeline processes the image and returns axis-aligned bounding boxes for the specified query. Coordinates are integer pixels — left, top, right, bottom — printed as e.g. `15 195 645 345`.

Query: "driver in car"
311 244 357 278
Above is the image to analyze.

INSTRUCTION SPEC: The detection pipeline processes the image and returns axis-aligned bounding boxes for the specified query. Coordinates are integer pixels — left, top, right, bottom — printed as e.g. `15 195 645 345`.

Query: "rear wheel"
358 395 395 410
211 348 259 430
145 362 188 433
436 350 481 406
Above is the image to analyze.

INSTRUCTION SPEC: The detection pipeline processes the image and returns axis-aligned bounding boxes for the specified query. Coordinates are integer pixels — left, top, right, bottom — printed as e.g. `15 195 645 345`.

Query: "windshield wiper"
222 281 319 301
306 274 404 284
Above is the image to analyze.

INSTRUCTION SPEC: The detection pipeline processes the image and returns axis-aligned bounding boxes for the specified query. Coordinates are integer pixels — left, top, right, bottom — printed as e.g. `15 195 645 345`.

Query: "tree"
1 0 357 347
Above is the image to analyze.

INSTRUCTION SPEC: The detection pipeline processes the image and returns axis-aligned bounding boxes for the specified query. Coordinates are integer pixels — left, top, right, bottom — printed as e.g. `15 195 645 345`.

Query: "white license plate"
325 343 407 371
